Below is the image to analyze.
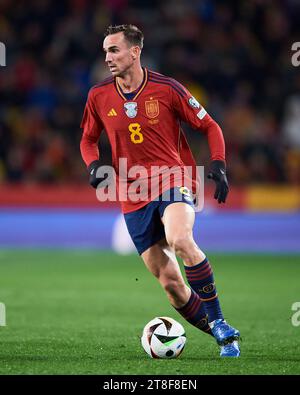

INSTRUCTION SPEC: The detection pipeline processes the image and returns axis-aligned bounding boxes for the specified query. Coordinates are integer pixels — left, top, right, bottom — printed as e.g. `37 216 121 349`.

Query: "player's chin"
109 68 120 76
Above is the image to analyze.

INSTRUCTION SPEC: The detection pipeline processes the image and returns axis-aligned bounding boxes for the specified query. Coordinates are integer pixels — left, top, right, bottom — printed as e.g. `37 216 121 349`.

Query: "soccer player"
80 24 240 357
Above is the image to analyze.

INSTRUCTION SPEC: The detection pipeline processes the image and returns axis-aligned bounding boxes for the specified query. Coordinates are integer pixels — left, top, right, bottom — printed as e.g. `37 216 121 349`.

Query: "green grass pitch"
0 250 299 375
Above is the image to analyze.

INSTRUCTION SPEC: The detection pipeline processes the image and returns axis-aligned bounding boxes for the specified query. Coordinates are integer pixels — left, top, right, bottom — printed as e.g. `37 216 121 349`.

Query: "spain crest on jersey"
145 99 159 118
124 102 138 118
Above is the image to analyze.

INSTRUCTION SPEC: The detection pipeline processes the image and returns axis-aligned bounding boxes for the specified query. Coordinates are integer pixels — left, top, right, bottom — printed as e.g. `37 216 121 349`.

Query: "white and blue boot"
210 319 240 357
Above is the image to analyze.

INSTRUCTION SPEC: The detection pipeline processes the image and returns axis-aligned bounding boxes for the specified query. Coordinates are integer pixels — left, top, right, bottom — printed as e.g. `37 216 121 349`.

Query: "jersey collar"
115 67 148 101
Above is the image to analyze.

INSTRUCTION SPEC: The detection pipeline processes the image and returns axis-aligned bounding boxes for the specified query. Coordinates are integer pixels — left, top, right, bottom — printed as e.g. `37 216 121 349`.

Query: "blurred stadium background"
0 0 300 375
0 0 299 251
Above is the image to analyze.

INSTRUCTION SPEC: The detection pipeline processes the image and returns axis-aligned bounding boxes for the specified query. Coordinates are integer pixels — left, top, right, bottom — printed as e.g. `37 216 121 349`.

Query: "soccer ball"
141 317 186 359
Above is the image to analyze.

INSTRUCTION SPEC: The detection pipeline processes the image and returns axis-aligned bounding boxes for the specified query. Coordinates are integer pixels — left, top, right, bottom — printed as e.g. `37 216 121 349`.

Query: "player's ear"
131 46 140 60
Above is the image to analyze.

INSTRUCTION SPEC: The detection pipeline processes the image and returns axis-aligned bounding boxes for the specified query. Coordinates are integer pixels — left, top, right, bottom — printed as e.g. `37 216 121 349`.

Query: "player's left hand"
207 160 229 204
87 160 111 189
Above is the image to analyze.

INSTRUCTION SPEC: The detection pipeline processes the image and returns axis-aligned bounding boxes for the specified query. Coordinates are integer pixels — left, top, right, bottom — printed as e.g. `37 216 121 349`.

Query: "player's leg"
161 202 240 353
162 202 224 320
141 238 212 336
123 200 212 337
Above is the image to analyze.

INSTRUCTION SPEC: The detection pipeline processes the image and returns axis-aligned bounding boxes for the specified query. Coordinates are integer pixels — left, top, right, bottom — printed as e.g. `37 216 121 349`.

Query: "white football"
141 316 186 359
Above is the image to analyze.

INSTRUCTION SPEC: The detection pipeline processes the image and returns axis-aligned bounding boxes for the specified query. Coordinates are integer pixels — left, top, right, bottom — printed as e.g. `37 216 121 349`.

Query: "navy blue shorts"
124 187 195 255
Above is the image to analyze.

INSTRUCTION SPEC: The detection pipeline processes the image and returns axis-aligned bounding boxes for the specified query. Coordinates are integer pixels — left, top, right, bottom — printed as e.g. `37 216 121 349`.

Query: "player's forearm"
203 117 226 162
80 134 100 167
204 119 229 203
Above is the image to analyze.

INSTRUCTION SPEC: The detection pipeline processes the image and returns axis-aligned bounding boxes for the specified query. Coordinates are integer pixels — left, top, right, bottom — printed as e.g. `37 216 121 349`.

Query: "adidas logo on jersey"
108 108 117 116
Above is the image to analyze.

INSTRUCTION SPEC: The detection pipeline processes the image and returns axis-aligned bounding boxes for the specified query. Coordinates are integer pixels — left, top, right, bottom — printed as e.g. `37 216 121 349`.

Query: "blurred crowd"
0 0 299 186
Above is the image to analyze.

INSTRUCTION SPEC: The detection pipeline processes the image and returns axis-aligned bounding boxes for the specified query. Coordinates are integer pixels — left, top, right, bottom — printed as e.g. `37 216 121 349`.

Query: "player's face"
103 32 136 77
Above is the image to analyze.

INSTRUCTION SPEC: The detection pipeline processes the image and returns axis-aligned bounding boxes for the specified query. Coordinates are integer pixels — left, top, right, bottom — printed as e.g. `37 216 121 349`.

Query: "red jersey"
80 68 225 213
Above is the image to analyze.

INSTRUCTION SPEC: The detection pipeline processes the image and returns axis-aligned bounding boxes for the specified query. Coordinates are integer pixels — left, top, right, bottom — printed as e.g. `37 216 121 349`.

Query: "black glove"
207 160 229 204
87 160 109 189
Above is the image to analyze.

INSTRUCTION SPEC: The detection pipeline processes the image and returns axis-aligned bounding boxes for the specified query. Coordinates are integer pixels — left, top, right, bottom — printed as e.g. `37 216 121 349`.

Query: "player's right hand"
207 160 229 204
87 160 110 189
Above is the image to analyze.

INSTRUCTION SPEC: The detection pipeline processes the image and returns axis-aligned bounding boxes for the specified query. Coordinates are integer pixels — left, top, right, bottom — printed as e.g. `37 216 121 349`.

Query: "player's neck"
117 65 144 93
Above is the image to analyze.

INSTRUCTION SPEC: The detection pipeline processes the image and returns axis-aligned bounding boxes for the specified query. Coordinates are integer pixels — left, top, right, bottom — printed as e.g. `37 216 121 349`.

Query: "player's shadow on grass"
117 353 222 362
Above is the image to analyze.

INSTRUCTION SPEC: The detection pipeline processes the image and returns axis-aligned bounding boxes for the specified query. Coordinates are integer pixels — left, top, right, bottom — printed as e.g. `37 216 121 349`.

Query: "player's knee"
167 235 192 256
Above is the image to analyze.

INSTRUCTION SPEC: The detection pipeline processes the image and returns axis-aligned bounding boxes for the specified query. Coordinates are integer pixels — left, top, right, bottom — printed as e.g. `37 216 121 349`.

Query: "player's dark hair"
104 24 144 49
